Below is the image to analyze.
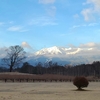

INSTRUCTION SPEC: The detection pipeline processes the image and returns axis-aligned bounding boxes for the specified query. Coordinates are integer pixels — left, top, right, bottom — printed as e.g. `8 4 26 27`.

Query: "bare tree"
2 45 26 72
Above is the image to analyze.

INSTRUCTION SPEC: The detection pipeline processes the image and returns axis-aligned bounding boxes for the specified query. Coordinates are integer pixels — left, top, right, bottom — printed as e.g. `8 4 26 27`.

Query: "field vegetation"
0 82 100 100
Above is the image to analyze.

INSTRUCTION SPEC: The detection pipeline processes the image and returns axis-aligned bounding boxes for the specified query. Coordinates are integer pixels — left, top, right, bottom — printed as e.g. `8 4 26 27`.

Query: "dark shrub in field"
73 76 89 90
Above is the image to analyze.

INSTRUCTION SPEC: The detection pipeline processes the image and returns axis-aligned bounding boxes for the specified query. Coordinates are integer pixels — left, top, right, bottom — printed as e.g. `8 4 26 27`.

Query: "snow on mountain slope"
26 45 100 65
36 46 62 55
35 46 82 56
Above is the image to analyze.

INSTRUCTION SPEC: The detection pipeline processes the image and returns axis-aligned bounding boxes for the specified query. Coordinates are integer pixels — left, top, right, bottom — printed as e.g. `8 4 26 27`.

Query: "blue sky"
0 0 100 51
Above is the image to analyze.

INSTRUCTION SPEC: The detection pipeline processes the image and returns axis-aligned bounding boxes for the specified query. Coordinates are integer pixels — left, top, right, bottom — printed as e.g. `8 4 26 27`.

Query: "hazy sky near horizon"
0 0 100 51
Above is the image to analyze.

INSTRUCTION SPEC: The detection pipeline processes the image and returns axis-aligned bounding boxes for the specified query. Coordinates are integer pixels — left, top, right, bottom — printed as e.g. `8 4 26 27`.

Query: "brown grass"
0 72 74 82
0 72 99 82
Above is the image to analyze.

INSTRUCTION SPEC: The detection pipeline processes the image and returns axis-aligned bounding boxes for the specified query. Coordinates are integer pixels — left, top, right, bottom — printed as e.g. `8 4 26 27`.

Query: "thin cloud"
29 16 58 26
39 0 55 4
9 21 14 24
46 6 56 17
81 8 93 21
82 0 100 21
72 22 98 29
72 24 87 29
39 0 57 21
19 29 29 32
87 0 100 11
73 14 79 19
79 42 100 51
7 26 28 32
0 22 5 26
88 22 98 26
80 42 96 48
72 25 81 28
7 26 22 31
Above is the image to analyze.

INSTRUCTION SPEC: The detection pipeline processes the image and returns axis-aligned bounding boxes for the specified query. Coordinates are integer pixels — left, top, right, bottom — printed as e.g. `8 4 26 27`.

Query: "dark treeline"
0 61 100 77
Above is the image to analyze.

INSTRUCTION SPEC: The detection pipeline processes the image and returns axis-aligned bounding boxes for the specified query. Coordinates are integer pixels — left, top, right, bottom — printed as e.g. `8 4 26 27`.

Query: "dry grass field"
0 82 100 100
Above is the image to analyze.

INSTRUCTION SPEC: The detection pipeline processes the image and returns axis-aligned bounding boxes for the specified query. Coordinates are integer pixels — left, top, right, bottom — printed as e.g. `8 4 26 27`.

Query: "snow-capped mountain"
35 46 82 56
0 44 100 66
35 46 62 55
26 46 100 66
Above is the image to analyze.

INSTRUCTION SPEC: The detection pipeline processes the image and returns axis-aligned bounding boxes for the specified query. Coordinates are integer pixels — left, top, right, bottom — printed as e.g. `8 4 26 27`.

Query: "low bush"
73 76 89 90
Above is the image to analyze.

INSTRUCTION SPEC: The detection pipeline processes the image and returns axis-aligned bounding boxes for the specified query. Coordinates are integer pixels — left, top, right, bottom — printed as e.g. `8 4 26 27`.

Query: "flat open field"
0 82 100 100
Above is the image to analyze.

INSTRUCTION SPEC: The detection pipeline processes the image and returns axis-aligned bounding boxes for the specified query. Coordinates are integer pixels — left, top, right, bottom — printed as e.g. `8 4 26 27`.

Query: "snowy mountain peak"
26 45 99 66
35 46 62 55
35 46 83 56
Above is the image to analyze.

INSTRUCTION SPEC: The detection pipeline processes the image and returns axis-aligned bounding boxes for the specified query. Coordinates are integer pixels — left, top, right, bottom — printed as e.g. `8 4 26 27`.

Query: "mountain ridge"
26 46 100 66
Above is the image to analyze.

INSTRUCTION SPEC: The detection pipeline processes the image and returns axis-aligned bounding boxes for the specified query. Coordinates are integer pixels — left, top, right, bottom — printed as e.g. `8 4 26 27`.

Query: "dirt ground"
0 82 100 100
